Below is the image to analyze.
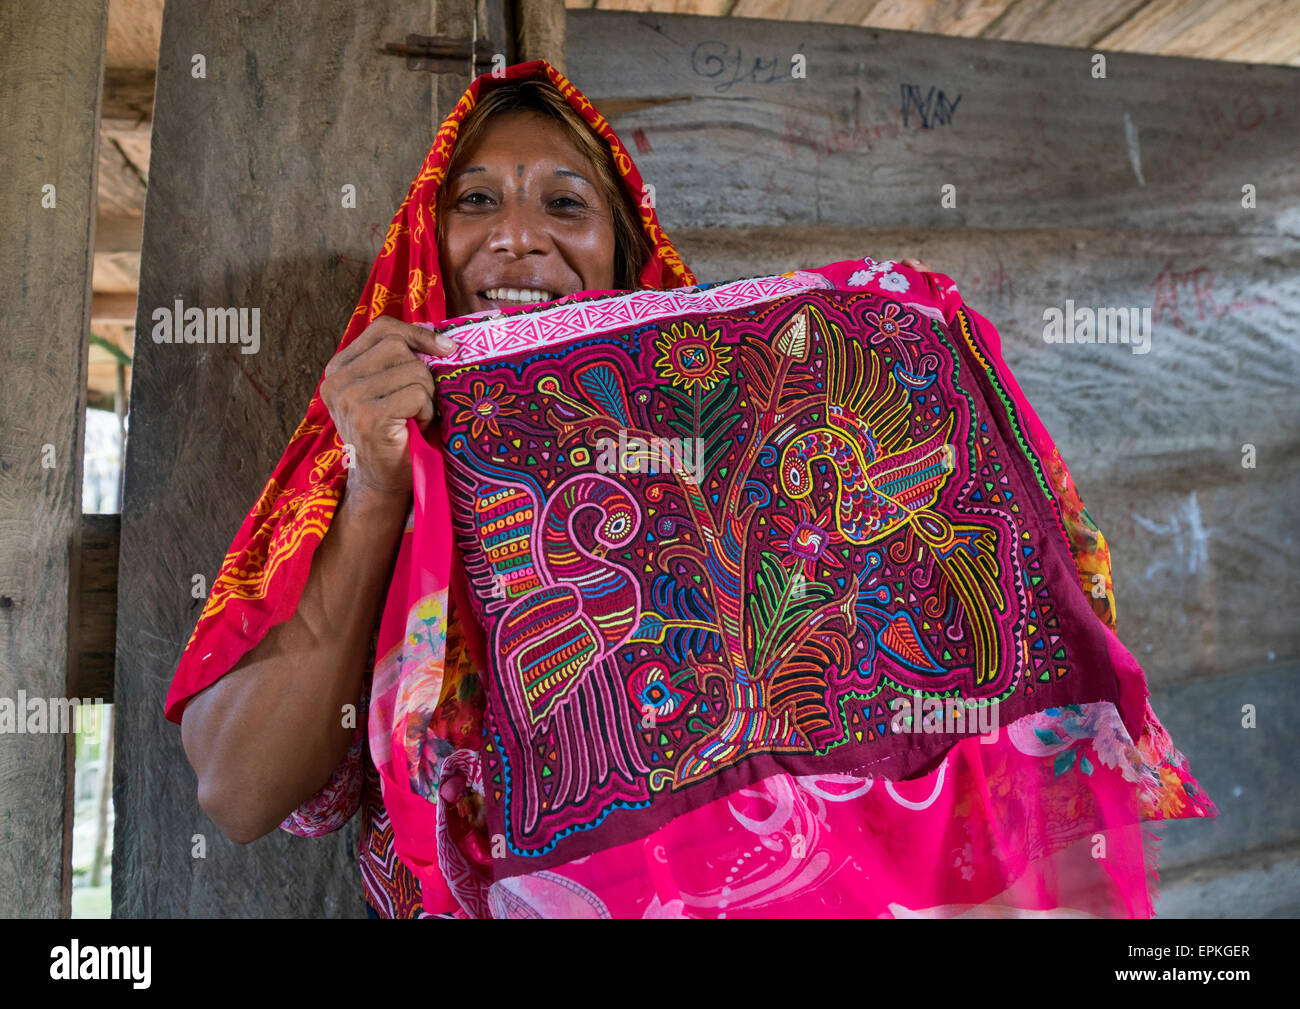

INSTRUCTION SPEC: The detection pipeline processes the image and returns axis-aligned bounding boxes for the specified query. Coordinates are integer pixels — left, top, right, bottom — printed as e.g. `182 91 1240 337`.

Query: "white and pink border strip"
417 270 834 369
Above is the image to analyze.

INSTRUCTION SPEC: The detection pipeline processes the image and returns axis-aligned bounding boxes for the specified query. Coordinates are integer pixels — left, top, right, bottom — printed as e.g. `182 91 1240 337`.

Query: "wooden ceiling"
578 0 1300 65
90 0 1300 403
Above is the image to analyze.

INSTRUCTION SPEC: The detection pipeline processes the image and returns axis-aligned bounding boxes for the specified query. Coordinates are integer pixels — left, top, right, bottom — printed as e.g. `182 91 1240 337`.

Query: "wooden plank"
103 67 155 123
96 134 147 218
95 216 143 256
1094 461 1300 689
981 0 1169 46
516 0 568 69
98 71 153 223
0 0 107 918
1156 842 1300 917
593 0 735 17
567 10 1300 237
905 0 1021 38
593 0 1300 67
91 292 138 323
1094 0 1284 61
92 249 141 295
115 0 516 919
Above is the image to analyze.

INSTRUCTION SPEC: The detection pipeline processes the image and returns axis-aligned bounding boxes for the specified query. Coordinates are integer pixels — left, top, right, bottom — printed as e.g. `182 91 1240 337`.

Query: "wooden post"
514 0 566 72
0 0 109 917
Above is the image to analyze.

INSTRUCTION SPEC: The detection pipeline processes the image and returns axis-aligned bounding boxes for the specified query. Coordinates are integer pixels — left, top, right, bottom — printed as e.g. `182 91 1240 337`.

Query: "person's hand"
319 317 457 507
901 257 935 273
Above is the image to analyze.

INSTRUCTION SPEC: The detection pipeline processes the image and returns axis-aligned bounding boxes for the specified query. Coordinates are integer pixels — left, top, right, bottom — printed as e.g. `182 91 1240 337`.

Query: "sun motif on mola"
653 321 731 394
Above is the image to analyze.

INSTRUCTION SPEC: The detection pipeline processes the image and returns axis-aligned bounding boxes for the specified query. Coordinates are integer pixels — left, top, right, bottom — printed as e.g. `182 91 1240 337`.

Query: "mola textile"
366 257 1217 916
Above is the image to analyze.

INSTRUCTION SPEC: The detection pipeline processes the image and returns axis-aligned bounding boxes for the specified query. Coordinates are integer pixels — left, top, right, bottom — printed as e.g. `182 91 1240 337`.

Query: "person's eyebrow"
452 165 487 180
553 167 595 187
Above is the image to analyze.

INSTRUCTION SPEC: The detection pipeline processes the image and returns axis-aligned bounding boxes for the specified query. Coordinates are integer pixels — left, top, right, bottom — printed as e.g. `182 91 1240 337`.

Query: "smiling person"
168 63 940 918
437 83 650 315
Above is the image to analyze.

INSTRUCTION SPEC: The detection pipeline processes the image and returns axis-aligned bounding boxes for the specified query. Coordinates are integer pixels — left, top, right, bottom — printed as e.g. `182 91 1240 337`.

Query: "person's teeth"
484 287 553 303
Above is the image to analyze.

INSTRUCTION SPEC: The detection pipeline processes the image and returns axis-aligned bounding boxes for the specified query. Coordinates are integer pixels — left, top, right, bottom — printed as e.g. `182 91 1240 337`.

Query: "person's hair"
437 79 652 291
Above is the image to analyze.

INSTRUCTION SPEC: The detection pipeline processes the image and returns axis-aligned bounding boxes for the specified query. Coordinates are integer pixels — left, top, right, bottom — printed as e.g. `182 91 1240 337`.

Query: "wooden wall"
0 0 108 918
564 10 1300 877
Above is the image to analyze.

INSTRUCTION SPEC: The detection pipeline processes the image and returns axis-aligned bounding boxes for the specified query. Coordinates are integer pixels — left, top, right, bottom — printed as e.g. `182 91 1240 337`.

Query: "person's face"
438 111 617 319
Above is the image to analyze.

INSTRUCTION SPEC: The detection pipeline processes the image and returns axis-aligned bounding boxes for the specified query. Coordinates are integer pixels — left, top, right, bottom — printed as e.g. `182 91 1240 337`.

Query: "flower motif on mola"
771 500 845 579
864 302 918 346
448 379 520 440
653 321 732 394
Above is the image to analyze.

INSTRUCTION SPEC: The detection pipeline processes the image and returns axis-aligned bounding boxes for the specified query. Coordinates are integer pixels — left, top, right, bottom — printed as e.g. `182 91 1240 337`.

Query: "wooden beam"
94 215 143 255
514 0 566 71
977 0 1150 46
103 67 155 125
0 0 108 918
97 72 152 220
91 292 138 324
96 136 147 218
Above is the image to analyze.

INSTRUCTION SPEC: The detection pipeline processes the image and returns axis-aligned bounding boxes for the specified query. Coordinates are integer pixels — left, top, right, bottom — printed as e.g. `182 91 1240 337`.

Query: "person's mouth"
476 286 560 310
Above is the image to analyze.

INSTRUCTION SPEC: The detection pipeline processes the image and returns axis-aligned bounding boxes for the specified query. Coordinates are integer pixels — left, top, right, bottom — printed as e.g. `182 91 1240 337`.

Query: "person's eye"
458 191 494 207
550 195 586 210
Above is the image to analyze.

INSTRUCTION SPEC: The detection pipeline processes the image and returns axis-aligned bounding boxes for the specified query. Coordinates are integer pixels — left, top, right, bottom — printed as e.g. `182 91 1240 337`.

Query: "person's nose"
488 200 551 259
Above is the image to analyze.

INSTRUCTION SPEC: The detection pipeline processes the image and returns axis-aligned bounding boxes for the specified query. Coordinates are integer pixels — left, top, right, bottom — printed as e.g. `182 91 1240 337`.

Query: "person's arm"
180 318 453 843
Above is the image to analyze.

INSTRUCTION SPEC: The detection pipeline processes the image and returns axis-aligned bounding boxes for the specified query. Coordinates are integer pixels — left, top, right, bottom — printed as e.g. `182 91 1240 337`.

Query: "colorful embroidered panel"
429 279 1122 876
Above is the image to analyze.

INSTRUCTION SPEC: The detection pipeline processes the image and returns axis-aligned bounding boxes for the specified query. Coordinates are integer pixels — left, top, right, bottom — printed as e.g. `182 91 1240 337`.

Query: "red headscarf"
165 60 696 722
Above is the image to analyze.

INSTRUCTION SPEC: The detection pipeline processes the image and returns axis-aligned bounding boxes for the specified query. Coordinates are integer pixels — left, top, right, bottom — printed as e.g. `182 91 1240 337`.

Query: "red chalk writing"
1149 258 1277 333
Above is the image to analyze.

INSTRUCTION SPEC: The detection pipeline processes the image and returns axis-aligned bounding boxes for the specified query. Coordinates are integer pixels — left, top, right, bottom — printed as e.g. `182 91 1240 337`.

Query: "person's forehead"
465 111 593 166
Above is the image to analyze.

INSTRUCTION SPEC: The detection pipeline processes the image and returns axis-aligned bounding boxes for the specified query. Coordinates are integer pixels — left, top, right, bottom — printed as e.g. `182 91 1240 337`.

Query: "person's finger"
424 329 458 358
326 322 391 374
333 317 450 371
380 316 456 358
395 320 456 358
371 317 452 357
379 383 437 432
341 336 422 380
347 359 436 405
